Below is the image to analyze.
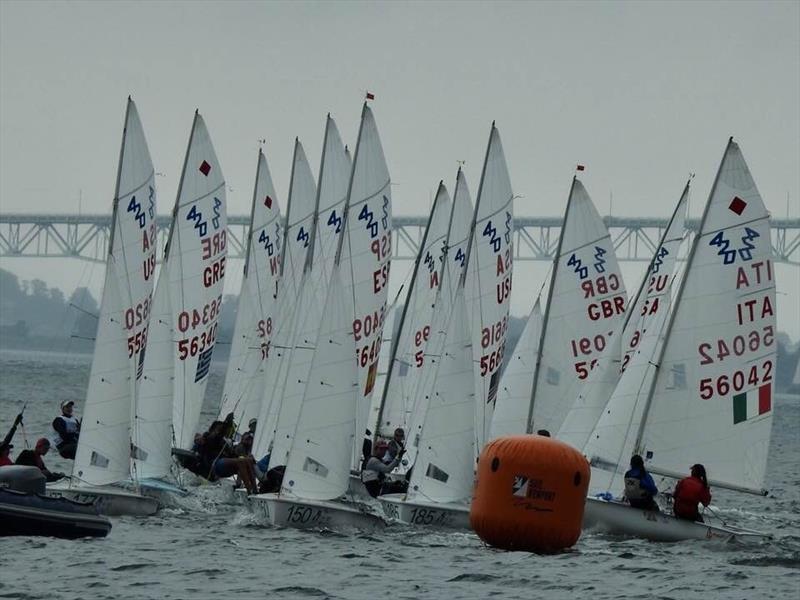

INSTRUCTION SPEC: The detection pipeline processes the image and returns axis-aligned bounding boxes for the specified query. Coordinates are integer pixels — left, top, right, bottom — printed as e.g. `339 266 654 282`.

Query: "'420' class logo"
709 227 760 265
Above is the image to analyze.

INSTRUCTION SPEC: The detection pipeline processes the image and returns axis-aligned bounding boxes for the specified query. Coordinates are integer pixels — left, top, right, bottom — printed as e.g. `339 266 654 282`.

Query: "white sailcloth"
490 297 543 438
74 97 157 486
376 183 452 436
255 118 349 462
469 124 514 453
529 179 628 436
217 149 283 426
280 269 357 500
409 287 475 504
558 184 689 451
633 140 775 492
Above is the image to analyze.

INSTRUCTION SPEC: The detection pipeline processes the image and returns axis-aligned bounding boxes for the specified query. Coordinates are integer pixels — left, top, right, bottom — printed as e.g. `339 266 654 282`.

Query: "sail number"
697 326 774 365
286 505 323 525
124 295 152 330
127 326 148 358
699 360 773 400
480 341 506 376
414 325 431 367
258 318 273 360
177 296 223 333
481 317 508 349
353 307 387 342
409 507 448 526
358 336 382 368
177 323 218 360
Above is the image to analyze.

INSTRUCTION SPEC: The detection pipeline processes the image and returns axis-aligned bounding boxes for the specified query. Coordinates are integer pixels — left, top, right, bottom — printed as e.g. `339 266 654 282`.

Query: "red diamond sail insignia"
728 196 747 215
199 160 211 176
264 195 272 208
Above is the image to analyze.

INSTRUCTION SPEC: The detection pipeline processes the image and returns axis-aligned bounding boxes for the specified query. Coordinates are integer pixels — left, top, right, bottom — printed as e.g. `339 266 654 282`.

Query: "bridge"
0 213 798 265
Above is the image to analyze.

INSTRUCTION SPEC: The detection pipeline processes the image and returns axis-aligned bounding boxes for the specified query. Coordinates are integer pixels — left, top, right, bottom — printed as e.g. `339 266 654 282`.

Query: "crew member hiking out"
623 454 659 511
16 438 65 482
673 464 712 522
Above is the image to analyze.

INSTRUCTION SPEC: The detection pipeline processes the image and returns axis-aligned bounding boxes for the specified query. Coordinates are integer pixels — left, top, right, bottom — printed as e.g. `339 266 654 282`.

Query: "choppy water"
1 349 798 600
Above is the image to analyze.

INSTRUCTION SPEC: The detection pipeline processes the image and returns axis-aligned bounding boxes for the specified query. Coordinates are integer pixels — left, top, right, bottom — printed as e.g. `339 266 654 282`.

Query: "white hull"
261 494 386 532
583 496 770 542
378 494 471 530
46 482 159 517
347 472 373 501
248 493 271 520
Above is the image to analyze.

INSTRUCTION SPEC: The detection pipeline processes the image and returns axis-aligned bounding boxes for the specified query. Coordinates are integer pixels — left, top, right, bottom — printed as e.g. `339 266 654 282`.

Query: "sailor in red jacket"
673 464 712 522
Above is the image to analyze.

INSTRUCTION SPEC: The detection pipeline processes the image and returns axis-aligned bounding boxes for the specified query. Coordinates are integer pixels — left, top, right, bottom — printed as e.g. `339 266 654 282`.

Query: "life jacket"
360 457 386 484
50 415 80 448
673 476 711 520
624 475 650 501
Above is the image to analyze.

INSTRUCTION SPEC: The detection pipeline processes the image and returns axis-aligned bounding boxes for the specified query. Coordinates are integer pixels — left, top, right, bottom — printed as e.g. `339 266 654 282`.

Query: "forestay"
255 119 349 463
74 98 157 486
559 183 689 453
634 140 774 493
468 124 514 453
217 149 283 427
528 179 627 436
490 297 543 438
376 184 452 437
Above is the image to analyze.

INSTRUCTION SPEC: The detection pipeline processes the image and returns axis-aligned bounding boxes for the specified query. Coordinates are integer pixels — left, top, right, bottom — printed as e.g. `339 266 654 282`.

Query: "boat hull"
0 489 111 539
262 494 386 531
46 482 159 517
582 496 770 542
378 494 471 530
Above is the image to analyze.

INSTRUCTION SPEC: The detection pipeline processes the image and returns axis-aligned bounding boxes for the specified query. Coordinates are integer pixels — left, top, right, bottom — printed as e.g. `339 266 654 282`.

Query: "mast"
374 181 446 437
335 102 368 269
277 138 301 278
303 116 332 274
241 149 263 278
526 176 578 433
633 140 732 453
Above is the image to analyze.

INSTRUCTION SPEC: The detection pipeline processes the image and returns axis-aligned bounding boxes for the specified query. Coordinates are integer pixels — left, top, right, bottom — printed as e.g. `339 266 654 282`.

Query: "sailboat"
260 102 393 530
217 148 283 429
379 124 514 529
130 110 227 489
582 139 776 542
525 176 628 437
48 98 161 516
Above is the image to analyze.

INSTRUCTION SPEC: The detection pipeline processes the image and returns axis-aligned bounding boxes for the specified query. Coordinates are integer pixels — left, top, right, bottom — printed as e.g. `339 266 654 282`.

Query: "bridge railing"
0 213 798 265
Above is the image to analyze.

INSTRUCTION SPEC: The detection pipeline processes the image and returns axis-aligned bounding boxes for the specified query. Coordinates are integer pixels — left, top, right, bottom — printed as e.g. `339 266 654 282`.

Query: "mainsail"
528 178 627 436
217 149 283 426
73 97 157 486
376 183 452 437
468 124 514 453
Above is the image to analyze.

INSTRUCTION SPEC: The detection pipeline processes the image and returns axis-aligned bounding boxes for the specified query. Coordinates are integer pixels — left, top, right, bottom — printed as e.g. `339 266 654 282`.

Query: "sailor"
673 464 712 522
361 440 404 498
0 442 13 467
15 438 65 482
386 428 406 463
247 418 257 436
51 400 81 459
1 411 24 465
623 454 659 510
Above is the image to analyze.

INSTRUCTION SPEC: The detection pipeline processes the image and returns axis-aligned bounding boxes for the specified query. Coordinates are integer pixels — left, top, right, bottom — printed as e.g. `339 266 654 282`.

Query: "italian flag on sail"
732 384 771 424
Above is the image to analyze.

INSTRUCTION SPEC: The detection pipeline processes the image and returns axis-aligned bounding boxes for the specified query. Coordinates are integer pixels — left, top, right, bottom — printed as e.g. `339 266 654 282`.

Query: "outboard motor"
0 465 46 494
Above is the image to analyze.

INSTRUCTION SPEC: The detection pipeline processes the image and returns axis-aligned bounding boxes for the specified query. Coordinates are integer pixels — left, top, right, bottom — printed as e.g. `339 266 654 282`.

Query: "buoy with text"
470 435 590 552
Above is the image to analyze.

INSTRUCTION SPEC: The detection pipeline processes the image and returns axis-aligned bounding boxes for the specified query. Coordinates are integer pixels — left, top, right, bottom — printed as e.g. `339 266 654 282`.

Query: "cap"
61 400 75 410
36 438 50 449
248 418 257 427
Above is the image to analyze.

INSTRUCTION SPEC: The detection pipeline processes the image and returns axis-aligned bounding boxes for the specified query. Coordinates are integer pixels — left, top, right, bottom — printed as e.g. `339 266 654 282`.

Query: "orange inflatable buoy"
470 435 590 553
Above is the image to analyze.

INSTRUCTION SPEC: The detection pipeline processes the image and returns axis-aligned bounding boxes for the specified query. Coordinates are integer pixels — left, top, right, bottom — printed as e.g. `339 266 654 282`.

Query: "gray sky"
1 1 798 336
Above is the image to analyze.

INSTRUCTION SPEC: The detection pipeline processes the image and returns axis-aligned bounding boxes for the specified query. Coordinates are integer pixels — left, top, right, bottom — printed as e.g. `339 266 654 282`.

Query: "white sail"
217 150 283 426
74 98 157 486
468 124 514 452
404 169 474 469
636 140 775 493
340 104 393 468
376 184 452 437
280 269 357 500
559 184 689 452
409 287 475 504
255 118 349 462
529 179 628 435
490 298 543 438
